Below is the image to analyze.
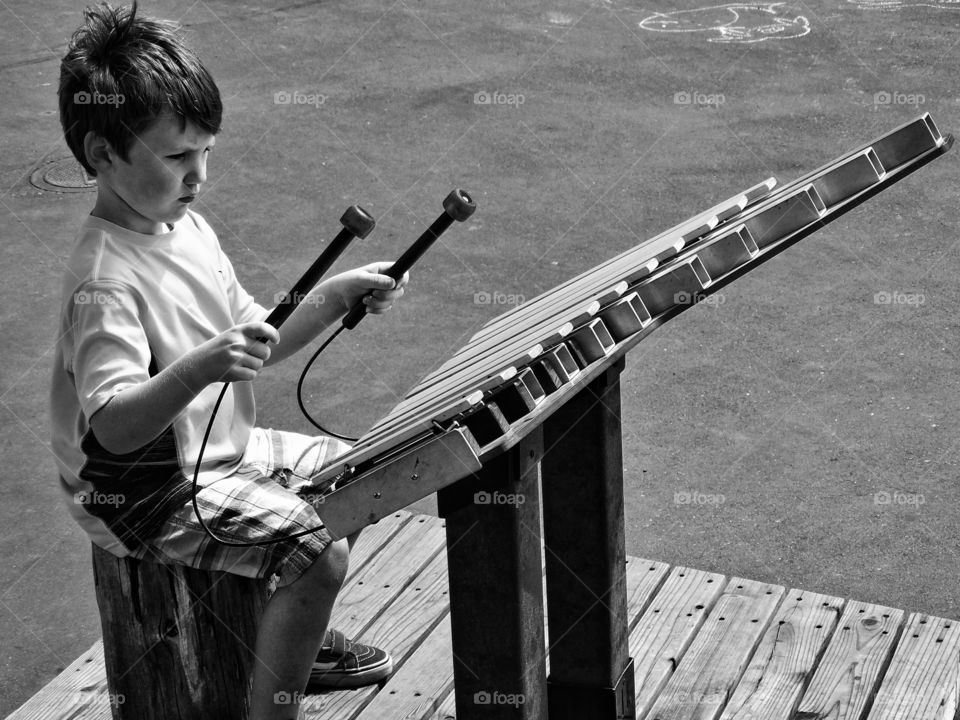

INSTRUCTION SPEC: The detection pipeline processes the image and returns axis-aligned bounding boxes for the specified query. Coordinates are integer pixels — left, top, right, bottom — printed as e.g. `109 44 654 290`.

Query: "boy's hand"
327 262 410 316
192 322 279 385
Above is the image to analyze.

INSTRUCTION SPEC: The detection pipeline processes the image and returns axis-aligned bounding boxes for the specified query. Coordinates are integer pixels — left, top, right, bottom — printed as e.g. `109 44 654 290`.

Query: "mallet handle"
262 205 375 336
341 189 476 330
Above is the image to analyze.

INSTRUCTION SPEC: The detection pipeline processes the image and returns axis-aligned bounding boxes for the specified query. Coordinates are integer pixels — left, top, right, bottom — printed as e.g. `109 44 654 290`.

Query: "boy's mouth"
178 195 196 204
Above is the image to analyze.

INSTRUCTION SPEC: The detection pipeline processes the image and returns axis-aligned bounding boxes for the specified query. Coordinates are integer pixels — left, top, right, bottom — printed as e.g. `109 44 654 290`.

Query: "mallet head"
443 189 476 222
341 205 376 239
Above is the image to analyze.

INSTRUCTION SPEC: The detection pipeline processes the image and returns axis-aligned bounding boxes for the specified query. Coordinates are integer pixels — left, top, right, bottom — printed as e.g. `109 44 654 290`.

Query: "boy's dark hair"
59 2 222 176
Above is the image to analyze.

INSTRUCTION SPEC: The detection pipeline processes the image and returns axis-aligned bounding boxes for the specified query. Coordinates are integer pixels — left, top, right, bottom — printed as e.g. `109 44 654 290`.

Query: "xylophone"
312 113 952 541
312 114 950 720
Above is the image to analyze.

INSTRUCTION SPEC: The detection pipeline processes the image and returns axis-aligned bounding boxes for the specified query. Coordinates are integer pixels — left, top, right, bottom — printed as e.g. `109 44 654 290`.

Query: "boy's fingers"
365 263 410 289
241 322 279 344
247 342 270 361
367 272 399 290
369 286 405 301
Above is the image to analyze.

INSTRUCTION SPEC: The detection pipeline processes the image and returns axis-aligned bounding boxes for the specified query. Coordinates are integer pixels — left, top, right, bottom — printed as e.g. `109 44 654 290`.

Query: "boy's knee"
300 538 350 592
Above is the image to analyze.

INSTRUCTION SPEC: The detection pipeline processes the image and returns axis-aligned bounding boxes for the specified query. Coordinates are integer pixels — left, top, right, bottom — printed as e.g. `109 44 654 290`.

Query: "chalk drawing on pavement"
848 0 959 9
638 3 811 43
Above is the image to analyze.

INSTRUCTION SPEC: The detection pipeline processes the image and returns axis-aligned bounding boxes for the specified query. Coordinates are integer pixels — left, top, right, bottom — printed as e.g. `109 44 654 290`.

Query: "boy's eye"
167 149 211 160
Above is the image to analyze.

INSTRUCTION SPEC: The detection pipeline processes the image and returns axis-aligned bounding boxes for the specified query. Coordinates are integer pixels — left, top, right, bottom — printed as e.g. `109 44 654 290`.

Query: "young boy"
51 4 405 718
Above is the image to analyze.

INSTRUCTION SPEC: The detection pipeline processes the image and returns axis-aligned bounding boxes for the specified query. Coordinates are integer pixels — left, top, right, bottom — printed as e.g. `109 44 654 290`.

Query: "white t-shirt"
50 210 269 555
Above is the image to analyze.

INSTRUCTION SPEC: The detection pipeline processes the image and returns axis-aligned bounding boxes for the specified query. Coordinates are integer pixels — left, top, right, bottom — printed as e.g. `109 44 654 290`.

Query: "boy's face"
92 110 215 235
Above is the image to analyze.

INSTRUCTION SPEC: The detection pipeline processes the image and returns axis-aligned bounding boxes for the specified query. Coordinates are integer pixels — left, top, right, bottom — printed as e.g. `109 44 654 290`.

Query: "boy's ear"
83 131 114 177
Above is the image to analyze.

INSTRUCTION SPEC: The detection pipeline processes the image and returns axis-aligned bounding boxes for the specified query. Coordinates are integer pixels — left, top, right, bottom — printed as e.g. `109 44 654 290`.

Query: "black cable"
190 325 351 547
296 325 358 442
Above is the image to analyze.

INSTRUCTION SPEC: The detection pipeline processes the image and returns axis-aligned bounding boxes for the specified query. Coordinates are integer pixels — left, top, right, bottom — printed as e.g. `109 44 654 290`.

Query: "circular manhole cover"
30 155 97 192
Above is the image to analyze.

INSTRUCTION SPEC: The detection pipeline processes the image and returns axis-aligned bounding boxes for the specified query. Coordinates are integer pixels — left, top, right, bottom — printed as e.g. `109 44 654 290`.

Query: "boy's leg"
249 537 350 720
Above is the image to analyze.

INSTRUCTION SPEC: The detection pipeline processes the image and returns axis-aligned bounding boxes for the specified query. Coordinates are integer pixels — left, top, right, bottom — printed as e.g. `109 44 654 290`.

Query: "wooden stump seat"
90 543 271 720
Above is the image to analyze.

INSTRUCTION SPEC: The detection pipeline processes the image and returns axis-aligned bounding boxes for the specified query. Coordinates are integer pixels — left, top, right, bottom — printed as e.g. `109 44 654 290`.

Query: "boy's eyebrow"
164 136 217 152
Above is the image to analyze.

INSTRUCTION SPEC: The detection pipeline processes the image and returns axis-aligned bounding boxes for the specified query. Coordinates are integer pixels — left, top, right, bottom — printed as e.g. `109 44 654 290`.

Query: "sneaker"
308 629 394 689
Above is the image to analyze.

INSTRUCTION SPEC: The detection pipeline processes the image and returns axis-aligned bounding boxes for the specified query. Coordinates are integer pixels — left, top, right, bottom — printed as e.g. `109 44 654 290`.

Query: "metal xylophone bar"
334 114 942 462
389 178 779 403
403 142 890 397
464 111 933 346
461 177 777 343
372 132 913 426
322 114 941 472
313 113 951 540
347 128 922 450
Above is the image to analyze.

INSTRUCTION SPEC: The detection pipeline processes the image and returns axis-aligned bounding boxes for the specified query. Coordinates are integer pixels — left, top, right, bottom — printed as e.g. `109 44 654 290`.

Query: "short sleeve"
221 251 270 325
69 282 152 421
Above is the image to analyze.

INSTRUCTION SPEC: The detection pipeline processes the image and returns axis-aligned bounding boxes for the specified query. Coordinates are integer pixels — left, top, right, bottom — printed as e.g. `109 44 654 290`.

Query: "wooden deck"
7 510 959 720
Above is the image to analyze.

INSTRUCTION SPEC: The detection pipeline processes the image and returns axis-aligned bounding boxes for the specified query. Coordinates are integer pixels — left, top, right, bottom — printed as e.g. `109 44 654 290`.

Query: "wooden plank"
643 577 785 720
304 545 455 720
623 557 672 629
417 558 672 720
4 642 112 720
718 590 844 719
353 613 455 720
327 514 446 634
793 599 904 720
865 612 960 720
346 510 417 579
430 692 457 720
629 566 727 719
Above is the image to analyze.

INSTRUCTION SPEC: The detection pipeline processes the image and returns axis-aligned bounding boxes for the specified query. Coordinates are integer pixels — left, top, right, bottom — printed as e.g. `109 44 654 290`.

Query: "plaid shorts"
129 427 351 587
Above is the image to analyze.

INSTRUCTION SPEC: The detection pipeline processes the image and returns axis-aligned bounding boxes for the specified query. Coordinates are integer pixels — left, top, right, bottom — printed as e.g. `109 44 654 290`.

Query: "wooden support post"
541 360 635 720
91 544 270 720
437 428 547 720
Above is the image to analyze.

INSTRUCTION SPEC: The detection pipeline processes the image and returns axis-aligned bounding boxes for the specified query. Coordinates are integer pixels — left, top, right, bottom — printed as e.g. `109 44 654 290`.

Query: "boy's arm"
264 263 407 367
89 352 208 454
90 322 278 455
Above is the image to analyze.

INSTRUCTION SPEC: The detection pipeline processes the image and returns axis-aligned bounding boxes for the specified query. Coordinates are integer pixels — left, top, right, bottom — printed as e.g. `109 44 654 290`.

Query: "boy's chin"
161 202 191 225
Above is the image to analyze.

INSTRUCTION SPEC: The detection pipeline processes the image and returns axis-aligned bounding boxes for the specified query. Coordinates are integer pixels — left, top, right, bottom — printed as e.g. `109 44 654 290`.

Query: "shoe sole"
308 657 394 689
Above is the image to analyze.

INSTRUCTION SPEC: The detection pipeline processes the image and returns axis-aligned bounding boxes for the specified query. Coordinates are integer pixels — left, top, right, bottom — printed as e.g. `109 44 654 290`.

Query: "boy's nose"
185 157 208 186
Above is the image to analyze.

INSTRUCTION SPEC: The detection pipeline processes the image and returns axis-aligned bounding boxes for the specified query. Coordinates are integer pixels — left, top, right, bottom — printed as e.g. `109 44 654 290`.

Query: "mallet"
263 205 376 334
341 189 476 330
